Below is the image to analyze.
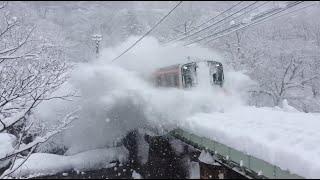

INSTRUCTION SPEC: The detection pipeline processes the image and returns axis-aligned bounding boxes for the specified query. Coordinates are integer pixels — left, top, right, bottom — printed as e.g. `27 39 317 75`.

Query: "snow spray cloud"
35 36 254 154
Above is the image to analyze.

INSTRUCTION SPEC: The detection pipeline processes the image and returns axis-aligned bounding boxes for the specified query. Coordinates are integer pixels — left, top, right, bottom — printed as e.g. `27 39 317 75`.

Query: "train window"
183 74 193 88
156 76 161 86
182 63 197 88
218 70 224 82
169 74 176 87
217 69 224 86
166 75 170 87
166 74 171 87
160 75 166 86
165 74 171 87
174 74 178 87
212 73 217 83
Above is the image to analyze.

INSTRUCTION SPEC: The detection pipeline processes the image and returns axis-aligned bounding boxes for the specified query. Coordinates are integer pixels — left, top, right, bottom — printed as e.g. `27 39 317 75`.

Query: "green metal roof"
169 128 304 179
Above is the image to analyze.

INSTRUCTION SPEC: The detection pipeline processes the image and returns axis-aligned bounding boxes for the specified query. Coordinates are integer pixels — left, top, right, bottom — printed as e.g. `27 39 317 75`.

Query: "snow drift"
10 146 128 178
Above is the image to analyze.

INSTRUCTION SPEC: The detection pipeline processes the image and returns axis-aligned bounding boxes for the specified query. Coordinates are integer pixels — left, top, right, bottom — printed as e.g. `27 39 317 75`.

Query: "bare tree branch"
0 119 6 130
0 26 36 56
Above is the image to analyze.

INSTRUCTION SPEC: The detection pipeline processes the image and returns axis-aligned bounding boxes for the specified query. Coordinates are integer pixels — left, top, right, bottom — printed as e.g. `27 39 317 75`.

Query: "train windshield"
181 62 197 88
181 61 224 88
208 61 224 86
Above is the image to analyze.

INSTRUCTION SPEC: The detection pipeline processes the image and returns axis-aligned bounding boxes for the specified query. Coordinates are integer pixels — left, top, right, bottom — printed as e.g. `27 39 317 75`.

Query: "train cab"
152 60 224 89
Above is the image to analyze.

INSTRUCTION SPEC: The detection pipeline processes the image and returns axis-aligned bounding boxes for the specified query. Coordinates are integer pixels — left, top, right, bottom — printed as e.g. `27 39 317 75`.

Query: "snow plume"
35 36 253 154
100 36 222 75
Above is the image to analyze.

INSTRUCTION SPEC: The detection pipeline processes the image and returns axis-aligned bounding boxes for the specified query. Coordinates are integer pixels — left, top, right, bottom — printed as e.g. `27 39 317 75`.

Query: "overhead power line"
166 1 244 43
172 1 259 43
185 1 304 46
111 1 183 62
200 1 304 45
265 1 318 23
185 1 269 44
190 1 244 32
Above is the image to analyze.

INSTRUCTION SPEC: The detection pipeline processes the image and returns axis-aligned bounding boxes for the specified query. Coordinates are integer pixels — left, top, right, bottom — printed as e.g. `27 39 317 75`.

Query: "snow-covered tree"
210 5 320 112
0 2 78 177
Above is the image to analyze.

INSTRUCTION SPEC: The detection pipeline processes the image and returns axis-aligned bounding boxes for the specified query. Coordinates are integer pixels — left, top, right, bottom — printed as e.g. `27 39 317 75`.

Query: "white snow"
281 99 299 112
198 150 216 165
170 139 185 156
105 162 117 168
188 161 200 179
196 61 211 89
182 105 320 178
136 132 149 165
9 146 128 178
132 170 142 179
0 133 16 168
31 36 320 179
0 110 29 132
12 16 17 22
31 36 229 155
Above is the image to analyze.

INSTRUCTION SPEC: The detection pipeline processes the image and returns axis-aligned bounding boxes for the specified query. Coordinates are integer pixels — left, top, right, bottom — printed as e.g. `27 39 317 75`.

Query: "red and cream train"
152 60 224 89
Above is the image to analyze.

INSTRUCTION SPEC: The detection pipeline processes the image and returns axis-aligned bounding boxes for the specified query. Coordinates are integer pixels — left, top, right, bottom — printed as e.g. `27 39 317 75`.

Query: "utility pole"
91 34 102 58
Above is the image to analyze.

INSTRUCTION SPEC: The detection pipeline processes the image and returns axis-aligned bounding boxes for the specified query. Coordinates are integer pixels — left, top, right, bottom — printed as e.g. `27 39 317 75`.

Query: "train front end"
181 60 224 89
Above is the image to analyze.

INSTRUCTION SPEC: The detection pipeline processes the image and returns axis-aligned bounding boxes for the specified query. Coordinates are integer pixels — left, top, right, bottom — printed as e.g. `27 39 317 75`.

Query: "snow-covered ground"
181 105 320 178
9 146 128 178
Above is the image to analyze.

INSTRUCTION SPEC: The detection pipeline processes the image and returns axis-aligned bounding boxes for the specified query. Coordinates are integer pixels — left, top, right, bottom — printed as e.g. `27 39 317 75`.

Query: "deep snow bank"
10 146 128 178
